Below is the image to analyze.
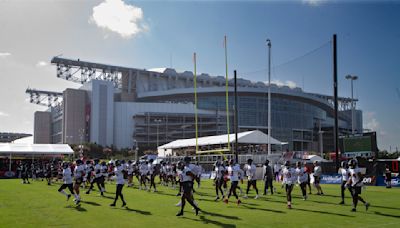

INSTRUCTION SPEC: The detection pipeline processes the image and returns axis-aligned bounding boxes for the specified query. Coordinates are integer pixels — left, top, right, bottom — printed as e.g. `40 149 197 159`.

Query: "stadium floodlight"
345 75 358 134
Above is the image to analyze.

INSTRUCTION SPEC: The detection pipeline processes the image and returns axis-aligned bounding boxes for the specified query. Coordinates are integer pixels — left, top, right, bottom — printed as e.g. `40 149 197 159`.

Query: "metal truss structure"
52 57 125 88
309 93 357 111
0 132 32 143
25 88 63 112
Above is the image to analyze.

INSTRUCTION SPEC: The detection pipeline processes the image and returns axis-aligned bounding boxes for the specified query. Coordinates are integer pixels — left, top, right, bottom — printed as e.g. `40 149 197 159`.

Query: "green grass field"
1 179 399 227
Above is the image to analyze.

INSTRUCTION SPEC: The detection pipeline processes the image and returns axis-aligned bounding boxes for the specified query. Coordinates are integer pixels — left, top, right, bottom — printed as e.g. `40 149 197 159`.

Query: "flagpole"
224 35 231 153
193 52 199 156
267 39 272 156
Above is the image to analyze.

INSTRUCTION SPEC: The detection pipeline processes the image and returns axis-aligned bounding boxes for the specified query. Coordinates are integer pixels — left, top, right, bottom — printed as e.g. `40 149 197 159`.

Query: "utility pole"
267 39 272 156
234 70 239 163
333 34 339 170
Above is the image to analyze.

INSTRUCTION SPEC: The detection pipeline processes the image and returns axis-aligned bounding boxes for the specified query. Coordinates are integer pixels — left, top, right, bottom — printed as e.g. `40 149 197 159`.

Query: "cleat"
122 202 127 207
223 199 229 204
351 208 356 212
365 203 370 211
195 208 200 216
176 211 183 216
287 205 292 209
67 194 71 201
254 195 259 199
86 191 90 194
237 200 241 205
215 196 220 201
110 203 116 207
339 201 344 205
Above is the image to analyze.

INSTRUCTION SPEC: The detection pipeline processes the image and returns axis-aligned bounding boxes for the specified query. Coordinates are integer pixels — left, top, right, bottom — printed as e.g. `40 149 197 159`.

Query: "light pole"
345 75 358 134
266 39 272 155
78 128 85 159
154 119 162 148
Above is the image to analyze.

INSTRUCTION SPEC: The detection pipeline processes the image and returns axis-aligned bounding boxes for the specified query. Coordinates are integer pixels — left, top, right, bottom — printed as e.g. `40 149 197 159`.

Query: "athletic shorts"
314 176 320 184
182 181 193 193
75 178 83 184
352 186 362 195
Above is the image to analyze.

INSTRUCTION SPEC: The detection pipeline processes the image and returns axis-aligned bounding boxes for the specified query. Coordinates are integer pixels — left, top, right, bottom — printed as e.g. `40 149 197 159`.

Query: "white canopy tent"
0 143 74 171
158 130 285 150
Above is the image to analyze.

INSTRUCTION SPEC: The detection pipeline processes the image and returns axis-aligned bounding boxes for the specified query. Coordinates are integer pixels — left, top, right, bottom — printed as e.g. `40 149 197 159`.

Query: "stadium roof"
158 130 284 150
0 144 73 155
0 132 32 143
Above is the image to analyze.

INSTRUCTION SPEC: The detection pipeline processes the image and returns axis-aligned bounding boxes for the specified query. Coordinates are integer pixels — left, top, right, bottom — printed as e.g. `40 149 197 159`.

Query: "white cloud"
0 52 11 58
89 0 147 39
364 112 379 131
364 111 387 136
36 61 48 67
302 0 325 6
0 111 10 117
270 79 298 89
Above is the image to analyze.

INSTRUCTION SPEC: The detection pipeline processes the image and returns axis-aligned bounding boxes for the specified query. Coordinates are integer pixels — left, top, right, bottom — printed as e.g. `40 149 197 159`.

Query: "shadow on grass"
181 215 236 228
80 200 101 206
101 195 115 200
291 208 354 217
374 211 400 218
370 205 400 210
65 205 87 212
201 211 240 220
198 198 260 207
155 191 181 197
239 204 286 214
111 206 152 215
125 207 152 215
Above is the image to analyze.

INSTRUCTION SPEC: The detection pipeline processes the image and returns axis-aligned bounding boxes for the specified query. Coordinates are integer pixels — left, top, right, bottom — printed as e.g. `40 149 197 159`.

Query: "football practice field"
1 179 399 227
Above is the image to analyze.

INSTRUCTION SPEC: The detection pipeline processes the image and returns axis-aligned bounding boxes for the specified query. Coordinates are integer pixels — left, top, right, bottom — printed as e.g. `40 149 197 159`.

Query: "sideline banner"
376 176 400 187
320 174 377 185
320 174 342 184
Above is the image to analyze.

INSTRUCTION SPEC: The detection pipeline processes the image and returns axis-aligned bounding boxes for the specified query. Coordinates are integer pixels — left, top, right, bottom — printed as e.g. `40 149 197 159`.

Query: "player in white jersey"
57 162 74 201
148 159 157 192
194 162 203 188
313 161 324 195
244 159 259 199
127 160 134 187
339 161 351 204
214 161 226 201
223 159 244 205
73 159 85 205
86 159 104 196
347 159 370 212
295 161 308 200
139 161 149 190
84 160 93 188
281 161 296 209
176 157 200 216
110 160 127 207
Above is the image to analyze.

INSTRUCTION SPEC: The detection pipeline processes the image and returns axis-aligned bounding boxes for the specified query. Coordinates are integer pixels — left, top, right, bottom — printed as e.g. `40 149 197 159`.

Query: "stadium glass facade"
32 58 362 154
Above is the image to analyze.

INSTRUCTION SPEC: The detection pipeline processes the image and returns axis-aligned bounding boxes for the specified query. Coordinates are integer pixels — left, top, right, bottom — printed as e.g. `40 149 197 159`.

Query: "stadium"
29 57 362 156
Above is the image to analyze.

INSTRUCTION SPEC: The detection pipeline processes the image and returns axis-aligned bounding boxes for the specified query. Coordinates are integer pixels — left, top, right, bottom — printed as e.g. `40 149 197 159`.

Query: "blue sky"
0 0 399 151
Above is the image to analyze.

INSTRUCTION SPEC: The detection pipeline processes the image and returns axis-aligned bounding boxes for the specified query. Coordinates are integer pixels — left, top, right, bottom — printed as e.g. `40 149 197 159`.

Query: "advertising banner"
376 176 400 187
320 174 342 184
